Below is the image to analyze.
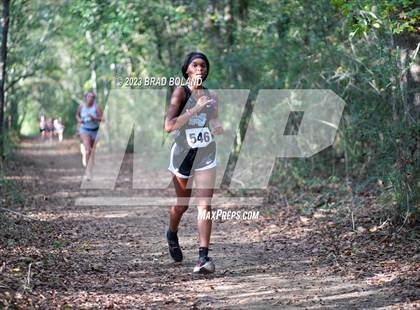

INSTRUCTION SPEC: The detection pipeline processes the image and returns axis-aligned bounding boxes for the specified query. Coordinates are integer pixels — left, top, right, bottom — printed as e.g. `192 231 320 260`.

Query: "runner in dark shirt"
164 52 223 273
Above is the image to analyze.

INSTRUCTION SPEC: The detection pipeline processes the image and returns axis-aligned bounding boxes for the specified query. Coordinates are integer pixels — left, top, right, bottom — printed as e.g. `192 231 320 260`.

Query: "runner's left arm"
209 93 223 135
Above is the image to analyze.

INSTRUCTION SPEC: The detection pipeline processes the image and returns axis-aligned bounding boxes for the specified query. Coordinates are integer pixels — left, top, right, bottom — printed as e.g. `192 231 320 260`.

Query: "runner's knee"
85 147 92 156
196 200 211 212
171 204 189 214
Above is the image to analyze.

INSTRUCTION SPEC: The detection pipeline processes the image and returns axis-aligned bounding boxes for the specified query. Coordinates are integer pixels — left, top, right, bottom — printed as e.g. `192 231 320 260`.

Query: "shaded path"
1 138 418 309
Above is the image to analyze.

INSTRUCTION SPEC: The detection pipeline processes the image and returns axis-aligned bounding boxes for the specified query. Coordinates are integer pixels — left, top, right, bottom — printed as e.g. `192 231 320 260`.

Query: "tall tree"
0 0 10 162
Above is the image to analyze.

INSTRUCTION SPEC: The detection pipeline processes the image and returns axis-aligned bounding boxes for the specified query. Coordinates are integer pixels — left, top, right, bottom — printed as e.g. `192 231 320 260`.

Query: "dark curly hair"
181 52 210 81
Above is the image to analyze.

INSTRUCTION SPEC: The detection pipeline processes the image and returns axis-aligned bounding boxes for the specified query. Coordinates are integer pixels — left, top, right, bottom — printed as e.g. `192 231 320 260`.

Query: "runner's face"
187 58 207 82
86 94 95 105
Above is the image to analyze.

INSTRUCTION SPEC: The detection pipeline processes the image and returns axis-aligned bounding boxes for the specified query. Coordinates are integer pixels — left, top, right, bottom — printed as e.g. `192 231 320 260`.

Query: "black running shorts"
168 141 216 178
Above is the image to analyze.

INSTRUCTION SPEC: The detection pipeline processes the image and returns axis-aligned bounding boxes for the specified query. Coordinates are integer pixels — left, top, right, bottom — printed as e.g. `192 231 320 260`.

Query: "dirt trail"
1 138 418 309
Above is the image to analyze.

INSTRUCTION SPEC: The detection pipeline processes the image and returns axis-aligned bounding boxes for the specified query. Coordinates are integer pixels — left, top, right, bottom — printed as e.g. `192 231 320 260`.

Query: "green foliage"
332 0 419 35
2 131 19 160
2 0 418 221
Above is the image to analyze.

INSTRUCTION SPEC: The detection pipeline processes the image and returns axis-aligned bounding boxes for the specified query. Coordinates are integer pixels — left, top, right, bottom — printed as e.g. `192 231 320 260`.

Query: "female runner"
164 52 223 273
76 92 104 180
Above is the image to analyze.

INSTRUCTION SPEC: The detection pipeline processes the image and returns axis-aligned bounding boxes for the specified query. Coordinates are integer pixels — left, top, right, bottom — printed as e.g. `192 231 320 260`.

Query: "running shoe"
193 256 215 274
166 230 183 262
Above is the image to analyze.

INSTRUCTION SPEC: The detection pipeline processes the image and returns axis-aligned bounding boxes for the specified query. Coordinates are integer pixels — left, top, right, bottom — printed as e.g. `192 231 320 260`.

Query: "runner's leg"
80 142 86 167
194 167 216 247
167 173 193 262
193 167 216 273
87 135 96 177
80 133 92 175
169 173 193 231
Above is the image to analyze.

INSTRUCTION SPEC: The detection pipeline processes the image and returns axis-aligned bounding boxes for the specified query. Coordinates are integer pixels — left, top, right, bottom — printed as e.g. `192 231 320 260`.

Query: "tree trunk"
238 0 248 28
225 0 234 47
204 0 222 50
224 0 235 83
9 94 18 131
91 56 97 94
220 93 255 188
392 31 420 222
0 0 10 162
395 32 420 123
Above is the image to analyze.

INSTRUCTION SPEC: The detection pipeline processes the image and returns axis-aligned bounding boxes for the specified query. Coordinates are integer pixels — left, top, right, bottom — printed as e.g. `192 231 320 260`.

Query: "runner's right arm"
76 105 83 124
164 87 212 133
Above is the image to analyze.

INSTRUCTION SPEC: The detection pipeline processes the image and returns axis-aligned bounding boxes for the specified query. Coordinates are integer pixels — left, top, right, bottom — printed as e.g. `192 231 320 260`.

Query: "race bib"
185 127 212 148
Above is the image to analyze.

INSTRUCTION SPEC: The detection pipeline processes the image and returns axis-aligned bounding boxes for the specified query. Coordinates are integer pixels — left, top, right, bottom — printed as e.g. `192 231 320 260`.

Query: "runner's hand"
88 113 97 122
210 119 223 135
192 96 213 115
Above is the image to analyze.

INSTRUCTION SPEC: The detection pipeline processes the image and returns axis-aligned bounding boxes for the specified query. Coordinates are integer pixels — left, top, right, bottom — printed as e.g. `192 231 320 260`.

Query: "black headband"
181 52 210 80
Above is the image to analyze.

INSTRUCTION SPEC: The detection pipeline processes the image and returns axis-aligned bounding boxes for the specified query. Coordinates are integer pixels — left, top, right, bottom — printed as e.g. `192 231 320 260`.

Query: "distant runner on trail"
164 52 223 274
76 92 104 180
45 117 55 142
39 115 46 139
54 118 65 142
